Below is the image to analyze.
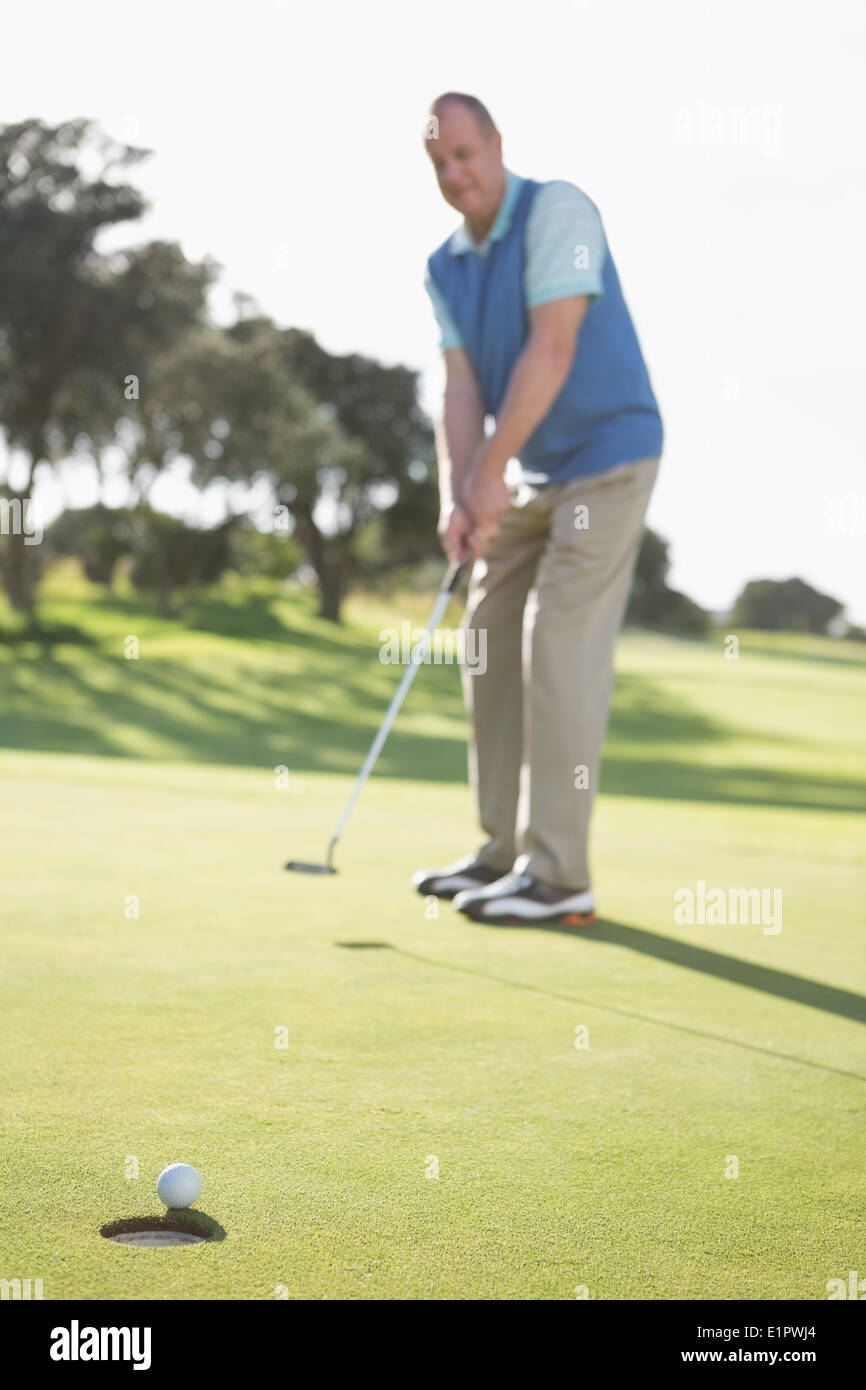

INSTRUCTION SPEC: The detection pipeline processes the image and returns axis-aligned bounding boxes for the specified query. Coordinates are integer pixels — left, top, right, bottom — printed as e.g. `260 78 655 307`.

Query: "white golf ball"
157 1163 202 1209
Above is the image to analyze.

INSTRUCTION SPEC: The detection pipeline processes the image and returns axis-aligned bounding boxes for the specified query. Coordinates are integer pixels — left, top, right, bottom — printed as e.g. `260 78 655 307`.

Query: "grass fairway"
1 571 864 1301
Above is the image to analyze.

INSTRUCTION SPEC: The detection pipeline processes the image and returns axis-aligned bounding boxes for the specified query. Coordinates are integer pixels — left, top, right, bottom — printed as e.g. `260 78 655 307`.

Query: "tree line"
1 118 858 638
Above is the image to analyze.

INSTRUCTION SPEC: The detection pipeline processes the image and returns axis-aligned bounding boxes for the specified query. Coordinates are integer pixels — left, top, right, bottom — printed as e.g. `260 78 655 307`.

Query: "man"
412 92 662 926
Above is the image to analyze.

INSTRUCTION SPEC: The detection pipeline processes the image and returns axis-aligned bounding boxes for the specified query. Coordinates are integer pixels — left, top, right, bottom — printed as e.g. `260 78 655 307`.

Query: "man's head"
424 92 505 237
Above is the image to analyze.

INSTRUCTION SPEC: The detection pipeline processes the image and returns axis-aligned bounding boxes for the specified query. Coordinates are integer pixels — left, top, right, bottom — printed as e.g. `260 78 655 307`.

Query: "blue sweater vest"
427 178 663 484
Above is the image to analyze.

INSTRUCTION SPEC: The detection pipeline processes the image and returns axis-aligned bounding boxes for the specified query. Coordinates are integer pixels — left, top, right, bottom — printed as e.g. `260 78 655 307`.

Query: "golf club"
285 557 465 874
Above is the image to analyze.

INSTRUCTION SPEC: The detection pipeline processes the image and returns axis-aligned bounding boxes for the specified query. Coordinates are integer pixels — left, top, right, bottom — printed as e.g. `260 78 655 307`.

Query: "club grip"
443 560 465 594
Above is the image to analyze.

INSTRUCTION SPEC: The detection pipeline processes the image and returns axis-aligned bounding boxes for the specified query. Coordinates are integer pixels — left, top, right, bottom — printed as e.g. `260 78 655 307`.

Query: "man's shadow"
342 919 866 1026
355 914 866 1084
529 915 866 1026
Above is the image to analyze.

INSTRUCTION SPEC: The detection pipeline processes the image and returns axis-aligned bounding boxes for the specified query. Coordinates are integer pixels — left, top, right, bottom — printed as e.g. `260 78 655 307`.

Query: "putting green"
1 575 864 1299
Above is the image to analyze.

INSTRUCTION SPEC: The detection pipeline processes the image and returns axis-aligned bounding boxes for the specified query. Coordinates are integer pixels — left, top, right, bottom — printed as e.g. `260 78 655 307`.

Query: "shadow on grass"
0 645 469 781
100 1211 226 1243
3 647 861 812
599 754 865 813
738 637 866 671
184 592 322 644
388 921 866 1082
1 591 863 809
336 941 394 950
396 918 866 1025
563 918 866 1024
91 588 376 654
0 619 95 647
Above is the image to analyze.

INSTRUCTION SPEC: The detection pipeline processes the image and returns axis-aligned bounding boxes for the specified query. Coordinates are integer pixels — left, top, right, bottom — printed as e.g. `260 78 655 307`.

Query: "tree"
731 577 843 634
275 326 441 614
174 316 439 622
127 508 235 615
1 122 440 622
125 314 365 620
626 527 670 624
0 118 214 611
44 503 133 586
626 527 709 634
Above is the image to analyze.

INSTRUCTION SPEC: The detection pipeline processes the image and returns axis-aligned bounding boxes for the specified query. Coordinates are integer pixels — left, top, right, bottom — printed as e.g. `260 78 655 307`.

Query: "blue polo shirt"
425 170 663 485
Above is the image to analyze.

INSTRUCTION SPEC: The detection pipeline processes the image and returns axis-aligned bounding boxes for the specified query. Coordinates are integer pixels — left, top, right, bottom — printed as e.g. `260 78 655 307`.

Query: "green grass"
1 569 864 1300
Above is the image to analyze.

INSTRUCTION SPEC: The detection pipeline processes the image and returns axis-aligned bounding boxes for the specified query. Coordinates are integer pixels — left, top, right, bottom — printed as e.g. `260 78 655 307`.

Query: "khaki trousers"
460 456 660 891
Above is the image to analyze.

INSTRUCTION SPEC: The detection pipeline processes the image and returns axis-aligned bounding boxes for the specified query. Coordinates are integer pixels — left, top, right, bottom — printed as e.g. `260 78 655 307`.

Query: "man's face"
426 102 504 225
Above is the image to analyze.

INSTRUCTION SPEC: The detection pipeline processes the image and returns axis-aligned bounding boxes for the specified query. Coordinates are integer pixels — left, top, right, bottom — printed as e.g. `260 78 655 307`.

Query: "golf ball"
157 1163 202 1210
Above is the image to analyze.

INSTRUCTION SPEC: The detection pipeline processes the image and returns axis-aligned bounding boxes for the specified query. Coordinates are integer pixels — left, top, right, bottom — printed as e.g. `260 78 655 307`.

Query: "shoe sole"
414 880 499 901
462 907 597 927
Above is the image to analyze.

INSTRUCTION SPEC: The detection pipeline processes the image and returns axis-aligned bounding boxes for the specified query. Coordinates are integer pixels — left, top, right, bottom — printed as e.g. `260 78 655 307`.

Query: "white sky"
5 0 866 621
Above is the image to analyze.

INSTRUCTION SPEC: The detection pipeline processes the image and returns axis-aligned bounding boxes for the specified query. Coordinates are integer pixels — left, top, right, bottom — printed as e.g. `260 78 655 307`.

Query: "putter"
285 558 465 874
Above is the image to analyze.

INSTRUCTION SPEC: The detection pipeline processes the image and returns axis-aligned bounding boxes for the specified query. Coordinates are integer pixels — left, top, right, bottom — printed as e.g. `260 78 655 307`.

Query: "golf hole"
101 1217 212 1248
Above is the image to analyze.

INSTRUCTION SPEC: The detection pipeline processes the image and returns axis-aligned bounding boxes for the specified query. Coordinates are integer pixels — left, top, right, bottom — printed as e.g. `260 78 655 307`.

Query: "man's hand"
460 446 512 559
454 296 588 560
438 499 474 564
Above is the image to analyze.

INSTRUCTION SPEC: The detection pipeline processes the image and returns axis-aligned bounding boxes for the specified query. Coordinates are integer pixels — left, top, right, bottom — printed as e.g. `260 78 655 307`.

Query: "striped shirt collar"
448 168 525 256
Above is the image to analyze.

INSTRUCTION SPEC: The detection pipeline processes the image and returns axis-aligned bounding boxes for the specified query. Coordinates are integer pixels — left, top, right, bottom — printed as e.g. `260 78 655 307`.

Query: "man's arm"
437 347 486 508
460 295 588 555
476 295 588 478
436 347 486 561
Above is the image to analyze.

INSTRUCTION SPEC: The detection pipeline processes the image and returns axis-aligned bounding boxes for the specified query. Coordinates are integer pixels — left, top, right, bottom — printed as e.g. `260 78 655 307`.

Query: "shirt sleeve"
524 181 607 309
424 268 464 351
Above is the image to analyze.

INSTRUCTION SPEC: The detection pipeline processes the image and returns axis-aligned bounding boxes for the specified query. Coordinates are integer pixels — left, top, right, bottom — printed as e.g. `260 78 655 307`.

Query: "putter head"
284 860 337 875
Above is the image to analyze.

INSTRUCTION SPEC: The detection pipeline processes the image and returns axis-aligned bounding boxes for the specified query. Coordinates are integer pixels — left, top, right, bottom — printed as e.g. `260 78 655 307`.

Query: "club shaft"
325 562 463 865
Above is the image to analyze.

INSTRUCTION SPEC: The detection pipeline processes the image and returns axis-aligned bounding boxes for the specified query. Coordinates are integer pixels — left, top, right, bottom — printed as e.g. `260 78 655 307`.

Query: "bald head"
427 92 498 139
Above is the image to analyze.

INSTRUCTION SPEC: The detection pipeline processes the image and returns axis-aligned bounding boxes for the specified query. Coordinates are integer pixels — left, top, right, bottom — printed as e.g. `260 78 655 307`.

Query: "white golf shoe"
411 853 506 901
452 871 596 926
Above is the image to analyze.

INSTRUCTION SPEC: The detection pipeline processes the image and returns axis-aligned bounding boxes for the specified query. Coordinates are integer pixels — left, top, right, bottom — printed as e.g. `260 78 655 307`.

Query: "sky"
4 0 865 621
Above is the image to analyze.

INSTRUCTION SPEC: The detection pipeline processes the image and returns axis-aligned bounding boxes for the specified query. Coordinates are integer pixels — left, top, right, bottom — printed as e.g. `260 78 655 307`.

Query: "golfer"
413 92 663 926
